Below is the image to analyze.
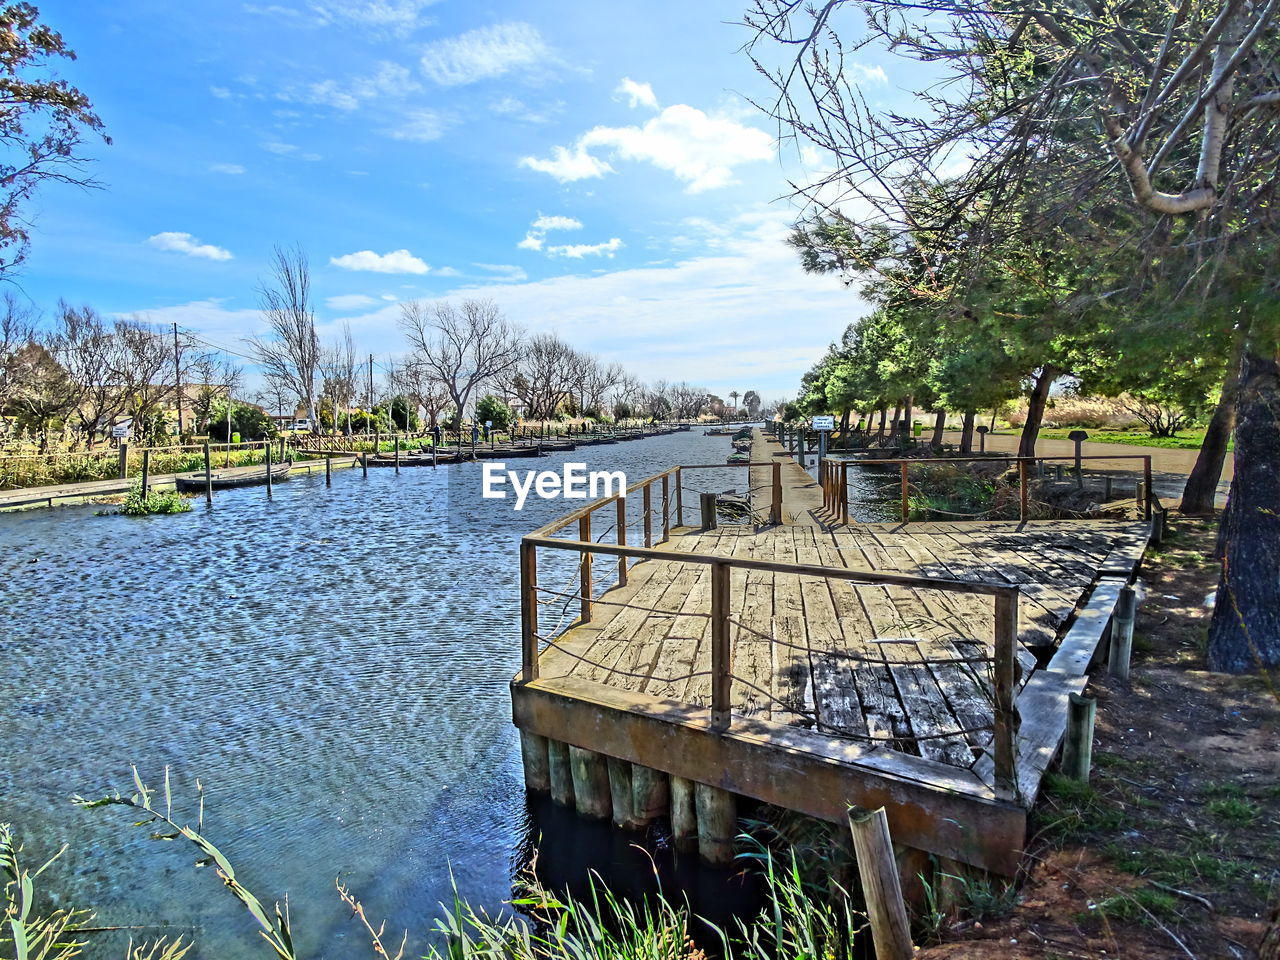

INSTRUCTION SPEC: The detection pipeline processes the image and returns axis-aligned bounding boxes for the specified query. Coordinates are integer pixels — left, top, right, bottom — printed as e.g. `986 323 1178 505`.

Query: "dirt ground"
919 518 1280 959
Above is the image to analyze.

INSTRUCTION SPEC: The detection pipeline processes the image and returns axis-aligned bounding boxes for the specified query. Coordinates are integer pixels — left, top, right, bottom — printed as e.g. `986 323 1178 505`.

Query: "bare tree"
114 317 178 440
188 351 241 434
52 302 123 447
669 382 709 419
0 292 36 414
399 298 522 430
6 341 74 447
249 245 320 425
319 322 359 435
508 333 578 420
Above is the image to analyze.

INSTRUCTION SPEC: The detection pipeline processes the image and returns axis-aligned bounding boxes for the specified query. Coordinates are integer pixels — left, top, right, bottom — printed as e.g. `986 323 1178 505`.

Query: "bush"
476 394 513 430
105 480 191 516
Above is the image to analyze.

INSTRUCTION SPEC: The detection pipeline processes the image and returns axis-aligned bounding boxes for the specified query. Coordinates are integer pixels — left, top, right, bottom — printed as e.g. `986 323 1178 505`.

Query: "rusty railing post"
661 472 671 542
579 514 592 623
643 480 653 548
1019 458 1029 522
993 589 1019 801
616 496 628 586
900 461 910 523
710 559 732 730
520 539 540 681
1142 456 1153 520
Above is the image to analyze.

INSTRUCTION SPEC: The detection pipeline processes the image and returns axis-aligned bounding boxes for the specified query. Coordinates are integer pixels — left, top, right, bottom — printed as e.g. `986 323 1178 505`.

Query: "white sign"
812 415 835 431
111 421 131 439
485 420 493 429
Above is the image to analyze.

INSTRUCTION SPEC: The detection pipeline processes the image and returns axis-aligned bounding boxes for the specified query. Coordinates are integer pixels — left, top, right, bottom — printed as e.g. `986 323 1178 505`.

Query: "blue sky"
19 0 891 400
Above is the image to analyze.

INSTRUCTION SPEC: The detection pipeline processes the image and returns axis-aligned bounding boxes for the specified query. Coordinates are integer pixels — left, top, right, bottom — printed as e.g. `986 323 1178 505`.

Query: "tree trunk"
1181 334 1245 515
1018 365 1059 459
877 406 887 439
890 404 901 438
1207 347 1280 672
959 409 976 455
837 409 851 447
903 395 914 436
931 409 946 447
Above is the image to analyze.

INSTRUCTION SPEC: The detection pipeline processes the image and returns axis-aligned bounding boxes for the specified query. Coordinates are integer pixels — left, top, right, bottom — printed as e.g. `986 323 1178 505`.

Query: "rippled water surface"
0 430 752 959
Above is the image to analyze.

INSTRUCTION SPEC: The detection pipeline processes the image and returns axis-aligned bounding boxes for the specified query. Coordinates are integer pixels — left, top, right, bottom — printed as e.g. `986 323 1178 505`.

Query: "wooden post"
661 473 671 542
568 746 611 820
771 461 783 525
1109 585 1137 682
616 497 628 586
848 808 914 960
1055 464 1064 481
840 460 850 525
631 766 669 826
1143 456 1153 520
1104 475 1114 500
1136 480 1146 511
900 461 910 523
1017 459 1029 521
1061 693 1096 782
519 731 551 792
325 454 332 486
118 442 129 479
695 782 736 864
548 740 574 807
141 449 151 496
700 491 717 531
265 442 273 498
279 436 286 462
643 481 653 547
520 539 539 681
710 560 732 730
992 590 1018 801
675 467 684 526
669 776 697 850
361 451 369 478
607 757 637 828
394 436 400 475
579 514 592 623
203 441 213 504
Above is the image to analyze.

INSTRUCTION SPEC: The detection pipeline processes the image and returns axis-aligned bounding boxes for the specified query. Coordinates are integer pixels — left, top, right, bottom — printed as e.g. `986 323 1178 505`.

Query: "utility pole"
172 322 184 436
367 354 374 437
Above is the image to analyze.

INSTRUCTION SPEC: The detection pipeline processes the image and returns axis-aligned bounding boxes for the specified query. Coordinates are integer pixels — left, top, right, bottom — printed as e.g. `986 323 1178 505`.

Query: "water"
0 430 759 958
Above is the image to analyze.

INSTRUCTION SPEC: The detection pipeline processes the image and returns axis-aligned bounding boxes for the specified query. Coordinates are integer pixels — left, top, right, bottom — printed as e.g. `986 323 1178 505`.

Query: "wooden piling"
118 442 129 479
361 451 369 478
265 443 273 498
1061 693 1096 782
519 731 551 791
643 481 653 547
900 462 910 522
1109 585 1137 681
325 454 332 486
772 462 783 525
1104 475 1114 500
548 740 574 807
675 468 684 526
568 746 611 820
141 449 151 496
700 491 717 531
394 436 400 474
694 782 736 864
848 808 914 960
607 757 637 828
661 473 671 541
631 766 669 826
203 441 213 504
669 776 697 849
579 514 592 623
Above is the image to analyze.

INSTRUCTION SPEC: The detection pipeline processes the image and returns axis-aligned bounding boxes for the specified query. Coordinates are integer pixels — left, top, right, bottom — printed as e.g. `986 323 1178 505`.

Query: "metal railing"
516 462 1023 799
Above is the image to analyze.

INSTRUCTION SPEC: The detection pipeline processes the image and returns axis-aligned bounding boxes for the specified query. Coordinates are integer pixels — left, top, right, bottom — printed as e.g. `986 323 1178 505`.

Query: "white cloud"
519 144 613 182
435 266 461 277
210 163 246 174
330 249 430 274
301 61 421 110
420 22 548 86
384 109 447 142
473 263 527 283
518 214 585 252
262 141 298 154
850 63 888 85
546 238 623 259
616 77 658 110
325 293 382 310
306 0 441 34
521 99 774 192
147 232 234 261
210 86 232 99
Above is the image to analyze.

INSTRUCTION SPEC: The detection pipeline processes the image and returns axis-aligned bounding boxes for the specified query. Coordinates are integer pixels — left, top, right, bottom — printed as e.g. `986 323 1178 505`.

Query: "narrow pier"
511 429 1155 878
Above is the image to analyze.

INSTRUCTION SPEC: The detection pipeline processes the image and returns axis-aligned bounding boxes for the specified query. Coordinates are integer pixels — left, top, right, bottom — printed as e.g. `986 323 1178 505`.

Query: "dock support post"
900 462 910 523
710 560 732 730
519 731 550 792
394 436 400 474
548 740 574 807
695 782 736 865
568 746 610 820
118 442 129 479
631 766 668 826
141 449 151 496
992 591 1019 801
771 462 783 525
1109 586 1137 682
700 492 717 531
203 441 214 504
1061 693 1096 782
607 757 637 828
362 451 368 478
848 808 914 960
661 473 671 542
265 443 273 498
669 776 697 849
1104 475 1113 501
520 539 539 681
675 467 684 526
616 497 628 586
1142 456 1153 520
325 454 332 486
578 514 592 623
1018 459 1029 521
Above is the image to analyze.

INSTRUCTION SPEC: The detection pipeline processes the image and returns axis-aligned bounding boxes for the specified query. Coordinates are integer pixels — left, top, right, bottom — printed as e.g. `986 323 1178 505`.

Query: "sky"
17 0 897 402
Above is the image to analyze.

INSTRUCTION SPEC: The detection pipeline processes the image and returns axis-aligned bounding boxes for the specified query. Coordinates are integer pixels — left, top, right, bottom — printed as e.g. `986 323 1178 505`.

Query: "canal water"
0 429 776 959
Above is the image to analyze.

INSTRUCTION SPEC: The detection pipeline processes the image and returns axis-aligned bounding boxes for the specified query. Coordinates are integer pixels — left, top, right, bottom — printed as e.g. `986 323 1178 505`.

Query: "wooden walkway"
538 519 1147 772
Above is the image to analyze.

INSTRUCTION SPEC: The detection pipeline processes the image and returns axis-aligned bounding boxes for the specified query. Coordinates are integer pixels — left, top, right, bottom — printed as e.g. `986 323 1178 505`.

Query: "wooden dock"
511 430 1155 877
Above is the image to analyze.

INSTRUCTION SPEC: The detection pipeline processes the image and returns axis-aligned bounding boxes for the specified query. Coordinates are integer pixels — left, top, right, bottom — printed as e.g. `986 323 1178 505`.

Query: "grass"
1034 426 1222 451
1206 796 1261 825
96 480 192 517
